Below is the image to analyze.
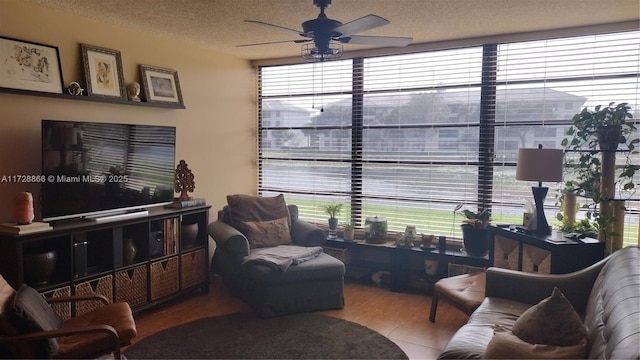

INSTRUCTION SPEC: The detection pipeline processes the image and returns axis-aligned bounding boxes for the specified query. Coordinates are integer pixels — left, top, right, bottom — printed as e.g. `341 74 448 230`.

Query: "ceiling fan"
238 0 413 60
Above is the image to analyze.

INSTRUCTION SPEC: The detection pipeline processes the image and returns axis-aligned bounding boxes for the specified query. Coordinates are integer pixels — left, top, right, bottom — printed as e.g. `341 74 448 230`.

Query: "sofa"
207 194 345 317
439 245 639 359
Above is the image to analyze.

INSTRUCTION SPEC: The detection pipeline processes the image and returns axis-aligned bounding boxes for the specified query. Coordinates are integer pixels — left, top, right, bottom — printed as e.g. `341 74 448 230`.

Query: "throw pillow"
242 216 292 248
484 325 587 359
226 194 291 246
11 285 64 358
511 287 587 347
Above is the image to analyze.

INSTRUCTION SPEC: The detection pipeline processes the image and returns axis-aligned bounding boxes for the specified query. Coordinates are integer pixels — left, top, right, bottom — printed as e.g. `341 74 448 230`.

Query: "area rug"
124 312 408 359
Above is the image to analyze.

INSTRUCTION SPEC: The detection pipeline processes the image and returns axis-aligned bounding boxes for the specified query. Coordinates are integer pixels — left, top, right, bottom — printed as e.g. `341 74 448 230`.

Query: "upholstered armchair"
0 275 136 359
208 194 345 317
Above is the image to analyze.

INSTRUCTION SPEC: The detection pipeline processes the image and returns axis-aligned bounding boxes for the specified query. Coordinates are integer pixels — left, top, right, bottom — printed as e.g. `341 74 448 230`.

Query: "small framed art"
139 64 184 105
80 43 126 99
0 36 64 94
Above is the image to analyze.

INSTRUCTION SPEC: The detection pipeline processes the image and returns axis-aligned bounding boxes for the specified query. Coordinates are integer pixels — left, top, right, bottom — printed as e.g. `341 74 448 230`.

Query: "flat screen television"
41 120 176 222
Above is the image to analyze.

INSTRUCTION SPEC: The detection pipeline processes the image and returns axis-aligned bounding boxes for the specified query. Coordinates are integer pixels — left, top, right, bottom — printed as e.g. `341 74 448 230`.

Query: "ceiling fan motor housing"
313 0 332 9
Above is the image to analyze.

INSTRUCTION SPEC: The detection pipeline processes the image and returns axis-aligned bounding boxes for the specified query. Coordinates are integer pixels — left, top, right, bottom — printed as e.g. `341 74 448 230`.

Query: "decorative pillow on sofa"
11 285 64 358
242 217 292 248
484 325 587 359
511 287 587 347
227 194 292 248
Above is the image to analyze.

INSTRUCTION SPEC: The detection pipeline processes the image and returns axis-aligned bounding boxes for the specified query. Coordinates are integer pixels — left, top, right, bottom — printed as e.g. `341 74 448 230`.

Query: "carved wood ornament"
174 160 195 200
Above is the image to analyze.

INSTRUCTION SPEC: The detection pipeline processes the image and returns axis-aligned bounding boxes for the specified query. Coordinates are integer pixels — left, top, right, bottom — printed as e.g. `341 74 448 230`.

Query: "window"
259 30 640 245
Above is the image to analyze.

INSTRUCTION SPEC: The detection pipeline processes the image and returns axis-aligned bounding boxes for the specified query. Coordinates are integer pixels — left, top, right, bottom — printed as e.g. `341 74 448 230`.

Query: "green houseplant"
458 208 491 256
559 102 638 251
322 203 343 239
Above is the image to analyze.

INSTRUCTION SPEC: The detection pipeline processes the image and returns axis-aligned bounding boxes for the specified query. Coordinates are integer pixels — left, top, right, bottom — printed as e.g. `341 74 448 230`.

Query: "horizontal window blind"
259 60 354 223
495 32 640 240
259 30 640 245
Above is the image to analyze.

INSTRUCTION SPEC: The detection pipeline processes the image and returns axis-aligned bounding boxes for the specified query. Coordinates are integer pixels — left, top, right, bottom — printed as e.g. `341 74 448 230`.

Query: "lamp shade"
516 148 563 182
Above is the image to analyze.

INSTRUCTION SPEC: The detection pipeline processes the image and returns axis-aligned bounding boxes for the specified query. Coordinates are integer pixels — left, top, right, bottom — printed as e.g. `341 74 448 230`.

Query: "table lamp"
515 145 564 235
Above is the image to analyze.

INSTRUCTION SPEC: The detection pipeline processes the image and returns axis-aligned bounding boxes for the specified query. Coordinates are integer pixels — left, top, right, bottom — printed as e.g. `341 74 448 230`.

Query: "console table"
325 238 489 292
0 205 210 318
490 226 605 274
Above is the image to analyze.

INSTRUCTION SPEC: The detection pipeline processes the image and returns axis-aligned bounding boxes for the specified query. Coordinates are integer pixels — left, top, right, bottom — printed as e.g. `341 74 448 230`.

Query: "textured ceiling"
24 0 640 60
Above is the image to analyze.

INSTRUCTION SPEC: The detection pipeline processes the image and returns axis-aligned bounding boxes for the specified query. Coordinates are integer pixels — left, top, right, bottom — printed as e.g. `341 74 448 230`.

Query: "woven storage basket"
448 263 485 277
151 257 179 300
323 246 352 264
41 286 71 320
181 249 205 289
115 265 148 307
74 275 113 316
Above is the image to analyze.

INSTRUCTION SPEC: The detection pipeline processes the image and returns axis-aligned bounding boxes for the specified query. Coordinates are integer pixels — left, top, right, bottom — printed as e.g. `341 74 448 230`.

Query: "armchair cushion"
242 216 292 248
226 194 292 248
11 285 63 357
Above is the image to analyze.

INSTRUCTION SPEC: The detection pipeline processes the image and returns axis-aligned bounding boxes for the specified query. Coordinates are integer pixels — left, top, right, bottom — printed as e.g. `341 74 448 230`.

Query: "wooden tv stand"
0 205 210 318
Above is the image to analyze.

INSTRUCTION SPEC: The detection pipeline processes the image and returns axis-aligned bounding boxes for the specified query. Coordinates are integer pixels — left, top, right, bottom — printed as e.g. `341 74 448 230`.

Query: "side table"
490 226 605 274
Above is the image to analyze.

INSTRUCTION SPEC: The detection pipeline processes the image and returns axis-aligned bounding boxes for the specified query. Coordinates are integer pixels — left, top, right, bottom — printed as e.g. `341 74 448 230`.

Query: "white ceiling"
24 0 640 61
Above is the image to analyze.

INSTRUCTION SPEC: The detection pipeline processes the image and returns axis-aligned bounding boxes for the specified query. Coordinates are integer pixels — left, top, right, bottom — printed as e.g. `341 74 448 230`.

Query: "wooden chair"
0 275 136 359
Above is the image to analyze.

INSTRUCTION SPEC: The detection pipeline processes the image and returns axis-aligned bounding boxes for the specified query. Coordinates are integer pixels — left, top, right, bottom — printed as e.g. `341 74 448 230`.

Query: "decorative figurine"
174 160 195 200
67 82 84 96
127 81 141 101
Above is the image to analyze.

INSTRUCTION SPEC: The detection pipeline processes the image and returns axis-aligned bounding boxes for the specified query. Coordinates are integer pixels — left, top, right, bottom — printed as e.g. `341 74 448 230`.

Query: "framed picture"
0 36 63 94
139 64 184 105
80 43 126 99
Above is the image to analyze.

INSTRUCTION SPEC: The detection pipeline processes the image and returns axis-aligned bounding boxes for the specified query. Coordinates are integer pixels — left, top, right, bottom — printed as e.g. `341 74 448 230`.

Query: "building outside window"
258 30 640 246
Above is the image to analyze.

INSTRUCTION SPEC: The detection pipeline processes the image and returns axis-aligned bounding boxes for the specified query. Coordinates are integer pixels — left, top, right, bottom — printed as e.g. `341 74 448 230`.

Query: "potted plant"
560 102 638 250
458 207 491 256
322 203 343 239
342 222 354 241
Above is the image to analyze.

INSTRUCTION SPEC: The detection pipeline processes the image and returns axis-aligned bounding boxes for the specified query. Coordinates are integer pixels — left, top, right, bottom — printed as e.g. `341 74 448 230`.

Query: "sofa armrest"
207 220 250 258
485 259 606 314
291 219 327 247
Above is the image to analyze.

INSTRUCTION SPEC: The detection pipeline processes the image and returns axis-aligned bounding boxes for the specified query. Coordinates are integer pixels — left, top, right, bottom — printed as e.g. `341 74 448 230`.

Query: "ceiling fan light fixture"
301 43 343 61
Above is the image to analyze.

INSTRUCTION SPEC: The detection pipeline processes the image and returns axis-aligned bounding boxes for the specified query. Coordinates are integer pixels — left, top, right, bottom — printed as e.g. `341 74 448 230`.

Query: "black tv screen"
41 120 176 221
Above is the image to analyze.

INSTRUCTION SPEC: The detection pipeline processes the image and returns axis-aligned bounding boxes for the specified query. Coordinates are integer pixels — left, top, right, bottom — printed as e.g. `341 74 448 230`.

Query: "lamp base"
531 186 551 236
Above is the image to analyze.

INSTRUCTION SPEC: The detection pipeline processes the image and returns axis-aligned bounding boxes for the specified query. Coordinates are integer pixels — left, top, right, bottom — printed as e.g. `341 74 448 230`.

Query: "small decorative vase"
14 192 35 225
24 250 57 285
124 238 137 265
181 223 199 247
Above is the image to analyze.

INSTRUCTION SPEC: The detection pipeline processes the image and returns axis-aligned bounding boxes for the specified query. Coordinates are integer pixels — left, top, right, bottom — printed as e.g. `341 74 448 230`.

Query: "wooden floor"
126 275 469 359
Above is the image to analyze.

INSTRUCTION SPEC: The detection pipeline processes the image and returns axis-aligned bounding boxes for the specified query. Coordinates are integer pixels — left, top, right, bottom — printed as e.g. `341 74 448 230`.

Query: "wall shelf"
0 87 186 109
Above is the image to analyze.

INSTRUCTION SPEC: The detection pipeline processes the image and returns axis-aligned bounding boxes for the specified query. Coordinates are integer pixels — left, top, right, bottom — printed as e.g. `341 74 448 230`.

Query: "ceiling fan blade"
236 39 310 48
333 14 389 36
244 20 306 36
339 35 413 47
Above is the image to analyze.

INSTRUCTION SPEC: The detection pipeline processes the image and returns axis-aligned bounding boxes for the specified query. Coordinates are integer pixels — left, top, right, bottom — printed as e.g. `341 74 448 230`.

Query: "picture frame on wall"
0 36 64 94
139 64 184 105
80 43 126 99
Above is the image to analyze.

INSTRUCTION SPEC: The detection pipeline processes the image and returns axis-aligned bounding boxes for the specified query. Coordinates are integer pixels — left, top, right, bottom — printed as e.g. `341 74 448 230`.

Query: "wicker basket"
115 265 148 307
41 286 71 320
323 246 352 264
181 249 205 289
74 275 113 316
448 263 485 277
151 257 179 300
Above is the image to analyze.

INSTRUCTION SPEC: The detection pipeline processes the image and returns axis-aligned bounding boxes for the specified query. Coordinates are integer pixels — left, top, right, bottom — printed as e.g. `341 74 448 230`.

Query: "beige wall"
0 1 258 221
